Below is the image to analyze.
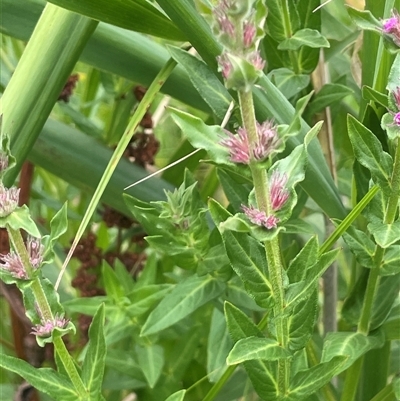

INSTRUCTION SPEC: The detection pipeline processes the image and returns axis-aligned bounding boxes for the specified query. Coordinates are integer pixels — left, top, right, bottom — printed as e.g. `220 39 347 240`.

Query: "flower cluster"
0 152 8 172
212 0 267 90
392 87 400 126
0 184 20 217
382 10 400 47
31 314 70 337
0 236 43 280
221 120 279 164
242 171 289 230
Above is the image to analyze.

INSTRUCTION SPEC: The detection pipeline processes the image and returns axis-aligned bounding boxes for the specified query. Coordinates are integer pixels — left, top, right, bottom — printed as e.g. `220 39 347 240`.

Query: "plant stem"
6 225 87 397
341 138 400 400
238 89 289 395
202 365 237 401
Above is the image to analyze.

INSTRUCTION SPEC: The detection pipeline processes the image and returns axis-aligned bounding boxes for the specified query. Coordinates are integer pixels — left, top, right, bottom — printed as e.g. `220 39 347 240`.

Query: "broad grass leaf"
82 304 106 400
45 0 185 41
141 274 225 336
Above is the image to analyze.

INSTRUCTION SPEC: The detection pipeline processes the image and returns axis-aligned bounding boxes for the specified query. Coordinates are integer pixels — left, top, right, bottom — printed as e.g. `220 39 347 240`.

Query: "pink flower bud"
0 184 20 217
221 128 251 164
31 314 69 337
241 204 279 229
382 10 400 46
243 22 256 48
217 53 233 80
269 171 290 211
0 252 27 279
27 236 44 269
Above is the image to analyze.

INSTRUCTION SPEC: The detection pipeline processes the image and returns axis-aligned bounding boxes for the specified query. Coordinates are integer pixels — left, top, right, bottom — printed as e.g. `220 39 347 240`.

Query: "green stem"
341 139 400 400
202 365 237 401
238 88 289 395
6 225 87 397
280 0 299 74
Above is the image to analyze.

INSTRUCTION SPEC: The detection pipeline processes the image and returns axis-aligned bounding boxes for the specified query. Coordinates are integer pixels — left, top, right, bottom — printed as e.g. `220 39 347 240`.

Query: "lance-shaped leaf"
321 331 384 371
224 302 279 398
141 274 225 336
0 354 78 400
227 337 291 365
222 230 273 308
286 356 347 401
168 46 233 121
278 29 330 50
0 206 41 238
165 390 186 401
381 246 400 276
136 343 164 388
81 304 106 400
207 308 233 382
347 115 393 192
285 248 340 309
342 226 375 268
286 291 318 352
367 220 400 248
168 108 231 165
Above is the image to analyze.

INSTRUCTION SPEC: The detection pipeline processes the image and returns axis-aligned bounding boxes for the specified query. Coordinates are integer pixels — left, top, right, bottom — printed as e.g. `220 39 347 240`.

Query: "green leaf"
286 291 318 352
42 202 68 263
362 86 388 108
267 68 310 100
222 231 273 308
368 220 400 248
286 249 340 309
64 296 108 316
207 308 233 382
347 115 393 192
381 304 400 340
168 107 231 165
136 343 164 388
321 331 384 371
342 226 375 268
287 236 318 283
307 84 353 116
387 54 400 94
168 46 233 121
287 356 347 400
81 304 106 400
381 112 400 141
227 336 291 365
224 302 279 399
381 246 400 276
101 261 125 301
141 274 225 336
45 0 185 41
126 284 173 317
165 390 186 401
0 205 40 237
0 354 77 400
278 29 330 50
347 7 382 31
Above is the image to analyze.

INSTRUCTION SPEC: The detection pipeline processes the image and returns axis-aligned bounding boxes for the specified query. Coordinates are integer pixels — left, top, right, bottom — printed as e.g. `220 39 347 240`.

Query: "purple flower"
393 87 400 109
243 22 256 48
241 204 279 229
0 252 27 279
221 120 278 164
248 50 265 71
31 314 70 337
0 153 8 172
382 10 400 46
253 121 279 161
27 236 43 269
394 112 400 126
217 53 233 80
0 184 19 217
221 127 251 164
269 171 290 211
